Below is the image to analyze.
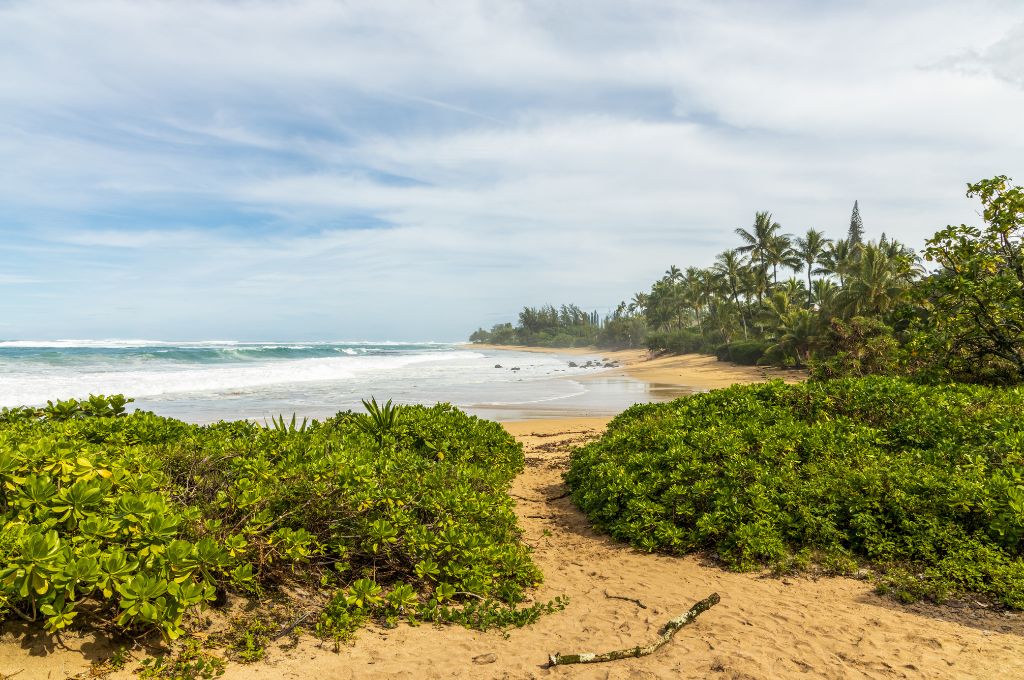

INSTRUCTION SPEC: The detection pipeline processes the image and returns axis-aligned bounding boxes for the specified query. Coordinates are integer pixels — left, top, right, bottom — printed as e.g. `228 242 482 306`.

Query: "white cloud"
0 0 1022 338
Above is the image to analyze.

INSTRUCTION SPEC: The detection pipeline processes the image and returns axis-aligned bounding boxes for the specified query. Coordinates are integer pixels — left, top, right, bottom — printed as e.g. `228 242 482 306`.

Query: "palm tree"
794 229 831 303
758 289 818 365
837 242 917 318
816 238 856 287
664 265 683 283
644 278 682 330
877 234 924 275
682 267 708 334
735 211 783 300
712 250 745 304
764 233 801 285
738 263 769 307
779 277 808 307
628 292 648 315
758 289 796 333
708 298 742 343
810 278 838 313
767 307 818 366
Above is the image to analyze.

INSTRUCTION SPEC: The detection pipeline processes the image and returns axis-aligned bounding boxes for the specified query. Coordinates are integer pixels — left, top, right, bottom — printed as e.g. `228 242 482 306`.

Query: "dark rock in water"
568 361 578 367
510 366 520 371
494 364 502 368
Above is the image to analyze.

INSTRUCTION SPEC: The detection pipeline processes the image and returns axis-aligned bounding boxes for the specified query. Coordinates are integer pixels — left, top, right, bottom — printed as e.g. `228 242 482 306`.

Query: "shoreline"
468 343 805 406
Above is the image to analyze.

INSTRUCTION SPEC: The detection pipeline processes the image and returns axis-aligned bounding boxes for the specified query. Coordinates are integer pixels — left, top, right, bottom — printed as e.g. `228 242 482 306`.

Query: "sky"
1 0 1023 341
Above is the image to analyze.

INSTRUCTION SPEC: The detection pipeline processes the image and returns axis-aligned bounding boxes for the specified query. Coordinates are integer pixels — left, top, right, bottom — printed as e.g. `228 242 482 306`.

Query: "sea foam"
0 341 598 420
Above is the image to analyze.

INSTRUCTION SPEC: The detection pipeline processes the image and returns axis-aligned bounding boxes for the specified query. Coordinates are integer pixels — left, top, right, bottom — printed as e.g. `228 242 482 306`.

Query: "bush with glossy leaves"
566 377 1024 607
0 396 546 646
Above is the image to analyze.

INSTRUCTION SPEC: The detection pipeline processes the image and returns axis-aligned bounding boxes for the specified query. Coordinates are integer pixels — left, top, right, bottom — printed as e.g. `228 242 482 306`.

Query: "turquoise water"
0 340 662 423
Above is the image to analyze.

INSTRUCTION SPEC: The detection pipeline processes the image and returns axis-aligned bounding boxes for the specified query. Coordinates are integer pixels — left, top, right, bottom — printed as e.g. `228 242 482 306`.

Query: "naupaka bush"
565 377 1024 607
0 397 548 644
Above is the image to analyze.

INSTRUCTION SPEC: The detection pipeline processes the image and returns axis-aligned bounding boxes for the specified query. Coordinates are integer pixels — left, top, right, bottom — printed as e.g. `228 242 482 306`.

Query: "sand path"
213 419 1024 679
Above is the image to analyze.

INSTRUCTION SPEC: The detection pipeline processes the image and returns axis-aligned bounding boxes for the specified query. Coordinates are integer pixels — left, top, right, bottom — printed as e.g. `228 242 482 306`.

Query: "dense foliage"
0 395 549 647
471 176 1024 385
468 304 645 349
566 378 1024 607
918 177 1024 383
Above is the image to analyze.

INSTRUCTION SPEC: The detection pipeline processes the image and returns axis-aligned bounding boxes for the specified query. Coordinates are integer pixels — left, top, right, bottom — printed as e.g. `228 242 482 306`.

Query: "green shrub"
565 378 1024 607
595 316 648 349
0 396 546 645
645 329 709 355
715 340 769 365
809 317 903 379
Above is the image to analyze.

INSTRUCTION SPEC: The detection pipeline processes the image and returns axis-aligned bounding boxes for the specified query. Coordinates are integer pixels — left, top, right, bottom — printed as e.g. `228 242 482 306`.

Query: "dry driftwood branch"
273 611 313 640
603 590 648 609
548 592 720 667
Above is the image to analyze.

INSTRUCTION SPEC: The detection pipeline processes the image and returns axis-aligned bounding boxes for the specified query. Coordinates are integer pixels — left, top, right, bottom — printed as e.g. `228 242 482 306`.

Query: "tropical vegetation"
469 305 612 348
0 395 558 667
471 176 1024 386
566 377 1024 607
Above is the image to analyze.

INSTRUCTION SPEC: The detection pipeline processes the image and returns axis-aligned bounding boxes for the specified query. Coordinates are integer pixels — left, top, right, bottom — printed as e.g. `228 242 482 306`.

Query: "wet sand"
465 346 802 420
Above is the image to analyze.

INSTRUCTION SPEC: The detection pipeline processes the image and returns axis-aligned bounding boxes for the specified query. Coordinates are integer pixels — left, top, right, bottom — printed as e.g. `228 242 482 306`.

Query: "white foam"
0 339 241 349
0 338 601 414
0 350 484 406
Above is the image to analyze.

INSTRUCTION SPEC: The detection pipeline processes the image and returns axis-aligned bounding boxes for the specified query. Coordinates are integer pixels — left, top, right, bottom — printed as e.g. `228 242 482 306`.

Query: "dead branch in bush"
548 593 720 666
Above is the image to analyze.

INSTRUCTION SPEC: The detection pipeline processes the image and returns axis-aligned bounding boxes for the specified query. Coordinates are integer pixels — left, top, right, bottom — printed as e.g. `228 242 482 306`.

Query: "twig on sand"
273 611 313 640
548 593 720 666
546 491 570 502
603 590 648 609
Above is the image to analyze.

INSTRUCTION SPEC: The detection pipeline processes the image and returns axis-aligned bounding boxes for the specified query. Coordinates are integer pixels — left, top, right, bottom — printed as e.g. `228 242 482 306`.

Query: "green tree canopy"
922 176 1024 381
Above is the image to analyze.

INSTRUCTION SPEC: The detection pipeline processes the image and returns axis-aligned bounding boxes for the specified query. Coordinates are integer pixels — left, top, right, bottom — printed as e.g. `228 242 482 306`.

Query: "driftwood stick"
548 593 720 667
603 590 648 609
273 611 313 640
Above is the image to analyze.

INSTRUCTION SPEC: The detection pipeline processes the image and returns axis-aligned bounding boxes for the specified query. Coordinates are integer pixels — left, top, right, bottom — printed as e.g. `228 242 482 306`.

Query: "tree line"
470 176 1024 384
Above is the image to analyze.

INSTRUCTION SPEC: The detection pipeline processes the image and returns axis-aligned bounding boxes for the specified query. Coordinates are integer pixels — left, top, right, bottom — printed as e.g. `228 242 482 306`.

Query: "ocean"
0 340 678 423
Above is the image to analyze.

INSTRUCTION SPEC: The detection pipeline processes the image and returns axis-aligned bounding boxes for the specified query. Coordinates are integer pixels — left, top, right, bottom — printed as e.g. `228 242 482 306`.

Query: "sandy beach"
470 343 805 387
467 345 805 421
3 349 1023 679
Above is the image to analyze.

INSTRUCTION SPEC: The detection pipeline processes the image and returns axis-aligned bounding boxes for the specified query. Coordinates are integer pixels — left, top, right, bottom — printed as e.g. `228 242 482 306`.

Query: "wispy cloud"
0 0 1022 339
0 274 41 285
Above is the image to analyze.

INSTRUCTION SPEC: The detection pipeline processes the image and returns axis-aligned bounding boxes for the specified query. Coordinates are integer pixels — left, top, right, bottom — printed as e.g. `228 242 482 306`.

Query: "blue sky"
1 0 1023 341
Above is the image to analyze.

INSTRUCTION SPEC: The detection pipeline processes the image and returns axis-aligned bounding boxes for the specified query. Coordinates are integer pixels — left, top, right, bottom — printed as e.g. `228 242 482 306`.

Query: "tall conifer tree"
848 200 865 244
